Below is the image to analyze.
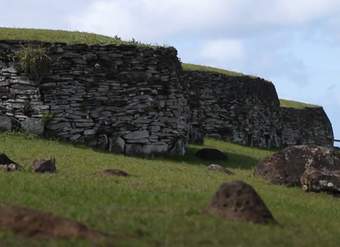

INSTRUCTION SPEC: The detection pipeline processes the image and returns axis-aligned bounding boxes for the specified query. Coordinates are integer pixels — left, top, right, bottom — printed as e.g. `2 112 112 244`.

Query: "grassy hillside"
0 27 142 46
0 132 340 246
280 99 319 109
182 63 246 77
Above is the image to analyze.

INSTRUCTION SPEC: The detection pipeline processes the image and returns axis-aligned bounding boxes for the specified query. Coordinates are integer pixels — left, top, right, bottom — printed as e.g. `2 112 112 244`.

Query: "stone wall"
0 40 334 154
182 71 282 148
0 40 190 155
182 70 334 148
281 107 334 147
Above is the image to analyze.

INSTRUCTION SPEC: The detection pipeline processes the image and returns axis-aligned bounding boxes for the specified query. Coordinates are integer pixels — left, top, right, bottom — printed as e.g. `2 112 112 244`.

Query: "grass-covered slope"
0 27 141 46
280 99 319 109
0 133 340 246
182 63 246 77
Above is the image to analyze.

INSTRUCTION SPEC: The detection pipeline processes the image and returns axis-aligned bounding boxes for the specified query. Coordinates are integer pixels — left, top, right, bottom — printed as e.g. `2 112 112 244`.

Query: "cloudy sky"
1 0 340 144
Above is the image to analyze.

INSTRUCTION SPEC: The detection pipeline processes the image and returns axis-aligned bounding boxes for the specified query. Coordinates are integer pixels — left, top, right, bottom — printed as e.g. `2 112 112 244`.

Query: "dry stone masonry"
182 71 282 147
0 40 189 156
0 40 334 156
182 70 334 148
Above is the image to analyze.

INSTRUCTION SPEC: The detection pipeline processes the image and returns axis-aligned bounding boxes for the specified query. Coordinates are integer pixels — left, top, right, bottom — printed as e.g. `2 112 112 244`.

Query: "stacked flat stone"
0 41 190 155
0 40 334 156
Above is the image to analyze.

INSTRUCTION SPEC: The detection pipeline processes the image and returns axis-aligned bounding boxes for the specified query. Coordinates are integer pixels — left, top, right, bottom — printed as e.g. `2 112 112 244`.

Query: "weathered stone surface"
21 118 44 135
0 116 13 131
208 164 234 175
301 167 340 194
183 70 334 148
196 148 228 161
255 145 340 186
0 40 190 156
0 204 106 240
0 40 334 158
281 107 333 147
206 181 276 224
32 158 56 173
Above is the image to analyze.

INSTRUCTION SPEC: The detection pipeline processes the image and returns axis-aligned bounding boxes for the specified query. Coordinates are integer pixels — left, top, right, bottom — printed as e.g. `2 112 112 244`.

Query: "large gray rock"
21 118 44 136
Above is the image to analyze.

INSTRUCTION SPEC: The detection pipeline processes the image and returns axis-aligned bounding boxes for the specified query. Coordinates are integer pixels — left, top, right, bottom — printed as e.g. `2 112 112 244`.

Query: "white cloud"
199 39 245 67
68 0 340 41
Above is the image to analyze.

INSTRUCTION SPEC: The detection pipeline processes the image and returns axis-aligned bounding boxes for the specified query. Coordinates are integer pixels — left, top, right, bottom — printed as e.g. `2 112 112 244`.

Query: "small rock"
32 158 56 173
101 169 129 177
0 153 21 172
206 181 276 224
196 148 228 161
208 164 234 175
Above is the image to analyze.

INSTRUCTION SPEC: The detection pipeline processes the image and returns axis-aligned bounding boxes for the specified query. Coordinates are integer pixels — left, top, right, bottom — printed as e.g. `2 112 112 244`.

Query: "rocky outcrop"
206 181 276 224
0 40 190 156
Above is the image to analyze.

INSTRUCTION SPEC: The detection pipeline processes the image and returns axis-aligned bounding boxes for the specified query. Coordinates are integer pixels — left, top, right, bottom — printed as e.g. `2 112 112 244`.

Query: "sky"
1 0 339 145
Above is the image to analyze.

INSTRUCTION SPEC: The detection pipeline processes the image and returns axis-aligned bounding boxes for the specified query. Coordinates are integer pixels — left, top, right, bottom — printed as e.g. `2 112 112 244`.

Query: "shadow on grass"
8 132 262 171
149 146 260 170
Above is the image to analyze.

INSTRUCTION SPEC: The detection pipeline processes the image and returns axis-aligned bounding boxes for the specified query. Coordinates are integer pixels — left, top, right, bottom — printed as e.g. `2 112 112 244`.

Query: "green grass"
182 63 247 77
0 27 149 46
280 99 319 109
0 132 339 246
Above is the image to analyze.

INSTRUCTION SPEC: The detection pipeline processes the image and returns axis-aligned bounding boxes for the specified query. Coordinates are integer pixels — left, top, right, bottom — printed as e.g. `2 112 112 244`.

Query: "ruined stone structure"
0 40 334 155
280 107 333 146
182 70 334 148
0 41 189 155
182 71 282 148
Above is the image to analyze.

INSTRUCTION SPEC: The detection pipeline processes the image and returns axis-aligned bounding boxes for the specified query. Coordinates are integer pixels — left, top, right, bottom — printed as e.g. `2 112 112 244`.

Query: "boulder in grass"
206 181 276 224
300 167 340 194
196 148 228 161
255 145 340 186
32 158 56 173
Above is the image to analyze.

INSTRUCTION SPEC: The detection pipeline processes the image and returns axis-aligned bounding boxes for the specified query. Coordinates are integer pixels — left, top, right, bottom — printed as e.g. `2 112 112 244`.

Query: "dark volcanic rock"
208 164 234 175
255 145 340 186
206 181 276 224
196 148 228 161
32 159 56 173
301 167 340 194
101 169 129 177
0 153 21 172
0 204 106 241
